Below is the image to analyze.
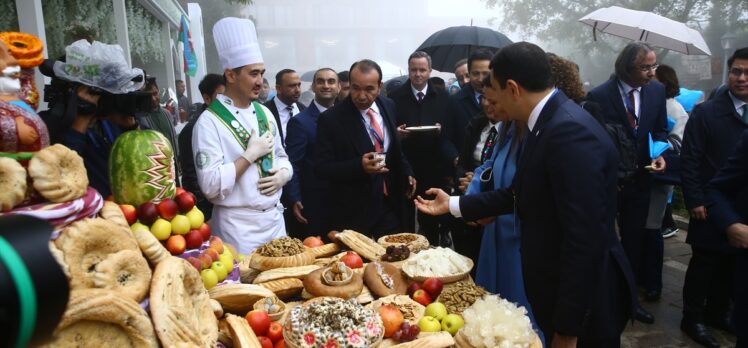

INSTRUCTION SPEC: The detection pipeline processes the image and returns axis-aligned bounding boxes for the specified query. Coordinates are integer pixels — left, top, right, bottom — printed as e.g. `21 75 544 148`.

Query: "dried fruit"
256 237 306 257
436 281 488 314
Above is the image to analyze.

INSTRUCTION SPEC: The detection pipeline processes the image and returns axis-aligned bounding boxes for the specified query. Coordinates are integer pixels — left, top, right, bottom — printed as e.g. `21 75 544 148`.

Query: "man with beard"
285 68 340 237
264 69 305 146
193 17 292 254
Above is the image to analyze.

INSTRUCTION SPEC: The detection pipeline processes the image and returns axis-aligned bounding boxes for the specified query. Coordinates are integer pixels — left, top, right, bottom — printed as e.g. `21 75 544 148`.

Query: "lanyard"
365 117 385 148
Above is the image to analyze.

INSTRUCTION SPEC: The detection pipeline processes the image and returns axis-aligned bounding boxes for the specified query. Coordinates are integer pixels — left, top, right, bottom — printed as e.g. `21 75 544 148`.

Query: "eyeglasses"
638 64 659 72
729 68 748 78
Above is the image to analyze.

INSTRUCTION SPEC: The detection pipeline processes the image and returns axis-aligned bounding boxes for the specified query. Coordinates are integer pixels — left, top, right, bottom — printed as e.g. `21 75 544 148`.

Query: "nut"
256 237 306 257
437 281 487 314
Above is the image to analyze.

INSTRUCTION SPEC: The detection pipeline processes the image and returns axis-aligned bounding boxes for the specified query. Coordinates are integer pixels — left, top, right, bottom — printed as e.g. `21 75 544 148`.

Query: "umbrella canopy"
579 6 711 56
300 70 316 82
416 26 513 72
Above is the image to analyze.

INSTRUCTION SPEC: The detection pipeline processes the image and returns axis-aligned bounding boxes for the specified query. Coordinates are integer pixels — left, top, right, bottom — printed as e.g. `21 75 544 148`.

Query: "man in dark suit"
285 68 340 238
587 42 668 324
444 49 493 164
315 59 416 238
415 42 636 347
680 47 748 347
264 69 305 146
389 51 451 240
706 129 748 348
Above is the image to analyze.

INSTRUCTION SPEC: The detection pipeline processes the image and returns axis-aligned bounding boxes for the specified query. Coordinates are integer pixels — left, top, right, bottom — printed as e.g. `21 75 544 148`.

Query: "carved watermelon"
109 130 176 206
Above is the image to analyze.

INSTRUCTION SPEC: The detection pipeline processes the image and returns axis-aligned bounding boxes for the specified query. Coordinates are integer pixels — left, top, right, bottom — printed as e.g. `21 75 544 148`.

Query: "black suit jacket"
586 78 668 168
681 88 748 250
444 84 482 164
315 97 414 234
456 113 491 178
388 80 451 190
459 92 636 340
263 97 307 145
705 129 748 337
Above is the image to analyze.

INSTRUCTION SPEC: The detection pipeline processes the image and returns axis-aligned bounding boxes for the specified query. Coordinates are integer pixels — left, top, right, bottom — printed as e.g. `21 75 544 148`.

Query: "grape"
386 245 395 254
401 321 410 331
392 330 403 342
407 324 420 338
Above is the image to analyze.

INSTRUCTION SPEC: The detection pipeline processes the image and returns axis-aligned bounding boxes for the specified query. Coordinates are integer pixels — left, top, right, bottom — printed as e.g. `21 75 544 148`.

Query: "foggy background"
189 0 748 94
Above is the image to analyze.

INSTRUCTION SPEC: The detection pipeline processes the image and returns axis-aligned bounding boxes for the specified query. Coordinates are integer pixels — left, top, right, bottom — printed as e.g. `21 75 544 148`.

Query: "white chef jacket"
192 94 293 253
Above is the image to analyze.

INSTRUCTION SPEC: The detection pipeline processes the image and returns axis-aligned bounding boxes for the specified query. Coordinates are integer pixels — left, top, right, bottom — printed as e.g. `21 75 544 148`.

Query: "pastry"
132 228 170 265
93 249 151 302
363 261 408 297
41 288 158 348
28 144 88 202
258 278 304 300
250 237 316 271
0 157 26 211
55 218 139 289
210 299 224 320
252 264 321 284
335 230 386 261
391 332 455 348
378 233 429 253
283 297 383 348
150 256 218 347
303 262 363 300
99 201 129 228
225 313 261 348
208 283 274 314
307 243 341 258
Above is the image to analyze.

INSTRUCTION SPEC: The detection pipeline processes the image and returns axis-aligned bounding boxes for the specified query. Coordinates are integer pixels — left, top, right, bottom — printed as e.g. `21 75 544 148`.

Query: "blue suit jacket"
705 129 748 336
459 91 636 340
587 78 668 166
285 102 327 205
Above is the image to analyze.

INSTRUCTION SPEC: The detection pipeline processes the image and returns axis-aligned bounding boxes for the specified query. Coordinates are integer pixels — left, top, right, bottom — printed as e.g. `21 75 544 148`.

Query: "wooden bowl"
252 296 286 322
402 257 474 284
249 250 315 271
454 328 543 348
378 233 430 253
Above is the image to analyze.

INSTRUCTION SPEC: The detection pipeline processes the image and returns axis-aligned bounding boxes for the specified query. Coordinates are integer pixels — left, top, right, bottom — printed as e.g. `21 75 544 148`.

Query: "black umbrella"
416 26 513 72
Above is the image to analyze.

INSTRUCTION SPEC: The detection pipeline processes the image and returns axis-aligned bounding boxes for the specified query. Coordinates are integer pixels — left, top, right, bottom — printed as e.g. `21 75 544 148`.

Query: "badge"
195 151 209 169
261 157 272 172
269 122 277 136
231 120 240 129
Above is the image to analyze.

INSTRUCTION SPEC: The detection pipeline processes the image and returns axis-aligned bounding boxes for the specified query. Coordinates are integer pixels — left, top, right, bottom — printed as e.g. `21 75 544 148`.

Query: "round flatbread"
28 144 88 202
0 156 27 211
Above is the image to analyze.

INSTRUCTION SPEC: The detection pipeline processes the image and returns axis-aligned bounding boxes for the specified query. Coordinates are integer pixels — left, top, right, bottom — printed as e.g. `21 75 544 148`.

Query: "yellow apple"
186 208 204 229
150 218 172 241
170 215 191 235
200 268 218 289
211 261 228 281
130 222 149 233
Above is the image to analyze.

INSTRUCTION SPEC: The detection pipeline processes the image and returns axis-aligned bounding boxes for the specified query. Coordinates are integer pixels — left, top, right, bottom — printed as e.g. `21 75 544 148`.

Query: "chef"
193 17 292 254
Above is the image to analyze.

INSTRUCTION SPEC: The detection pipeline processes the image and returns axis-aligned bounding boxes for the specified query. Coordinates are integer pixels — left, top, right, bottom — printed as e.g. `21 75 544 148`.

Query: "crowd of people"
20 15 748 348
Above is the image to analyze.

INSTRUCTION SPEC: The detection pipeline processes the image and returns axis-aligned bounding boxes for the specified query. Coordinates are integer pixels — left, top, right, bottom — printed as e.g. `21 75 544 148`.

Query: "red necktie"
627 89 638 130
366 108 387 195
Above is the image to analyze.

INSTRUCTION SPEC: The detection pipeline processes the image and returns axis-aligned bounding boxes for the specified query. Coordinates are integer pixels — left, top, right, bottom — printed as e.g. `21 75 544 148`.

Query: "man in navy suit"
285 68 340 238
706 129 748 348
315 60 416 238
415 42 636 347
586 42 668 324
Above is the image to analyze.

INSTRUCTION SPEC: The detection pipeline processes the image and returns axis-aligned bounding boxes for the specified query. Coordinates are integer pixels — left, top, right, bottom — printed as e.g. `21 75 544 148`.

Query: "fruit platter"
11 129 542 348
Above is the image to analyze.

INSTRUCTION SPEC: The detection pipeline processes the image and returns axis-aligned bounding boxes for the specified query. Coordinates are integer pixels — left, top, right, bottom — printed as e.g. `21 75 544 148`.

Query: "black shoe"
644 289 661 302
635 306 655 324
705 314 734 334
662 227 679 238
681 318 720 348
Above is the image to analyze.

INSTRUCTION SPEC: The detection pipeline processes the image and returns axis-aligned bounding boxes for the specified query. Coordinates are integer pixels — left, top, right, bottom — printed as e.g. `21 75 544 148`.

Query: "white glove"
258 168 291 196
241 129 274 163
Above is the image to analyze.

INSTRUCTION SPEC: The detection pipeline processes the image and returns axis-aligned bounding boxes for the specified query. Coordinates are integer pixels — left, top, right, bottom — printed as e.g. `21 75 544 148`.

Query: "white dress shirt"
273 97 300 139
449 89 556 218
313 100 329 114
473 121 500 163
359 102 391 152
729 91 748 118
411 84 428 100
618 80 641 119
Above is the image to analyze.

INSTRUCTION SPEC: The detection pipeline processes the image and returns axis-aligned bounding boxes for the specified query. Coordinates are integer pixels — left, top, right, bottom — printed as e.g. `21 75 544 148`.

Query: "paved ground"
621 220 737 347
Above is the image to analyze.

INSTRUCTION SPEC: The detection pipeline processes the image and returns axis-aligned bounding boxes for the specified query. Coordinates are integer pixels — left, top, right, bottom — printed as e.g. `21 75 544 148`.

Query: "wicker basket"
402 257 474 284
377 233 430 253
454 328 543 348
249 250 316 271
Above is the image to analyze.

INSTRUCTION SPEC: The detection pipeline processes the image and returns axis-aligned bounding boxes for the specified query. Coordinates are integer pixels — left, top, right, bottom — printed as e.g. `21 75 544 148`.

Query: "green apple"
417 316 441 333
440 313 464 336
211 261 228 281
200 268 218 289
170 215 191 235
150 218 172 241
424 302 448 321
219 250 234 269
130 222 149 232
186 208 205 229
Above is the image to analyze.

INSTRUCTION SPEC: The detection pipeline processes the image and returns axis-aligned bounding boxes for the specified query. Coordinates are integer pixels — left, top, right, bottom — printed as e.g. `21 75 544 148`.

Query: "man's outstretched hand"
414 188 451 216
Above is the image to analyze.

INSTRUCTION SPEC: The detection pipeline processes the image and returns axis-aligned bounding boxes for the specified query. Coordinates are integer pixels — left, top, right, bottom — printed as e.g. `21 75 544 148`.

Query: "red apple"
175 192 196 213
157 199 178 220
185 229 204 249
204 248 220 262
257 336 273 348
118 204 138 225
412 289 432 306
267 322 283 343
198 254 213 270
274 339 285 348
246 310 271 336
198 223 212 241
303 236 324 248
209 236 224 254
166 235 186 255
137 202 159 226
422 277 444 298
175 187 187 196
340 251 363 269
406 282 422 297
187 256 202 271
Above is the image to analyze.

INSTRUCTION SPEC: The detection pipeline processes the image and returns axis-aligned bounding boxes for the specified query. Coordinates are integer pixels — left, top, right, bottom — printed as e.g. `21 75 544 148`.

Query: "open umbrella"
300 70 316 82
579 6 711 56
416 26 513 72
